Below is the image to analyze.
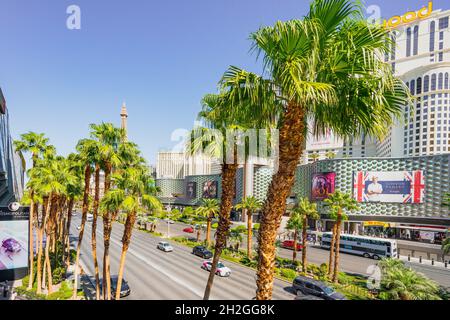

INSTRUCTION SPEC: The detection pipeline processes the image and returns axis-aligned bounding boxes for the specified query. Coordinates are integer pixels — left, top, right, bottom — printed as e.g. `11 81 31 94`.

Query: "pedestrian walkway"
399 255 450 270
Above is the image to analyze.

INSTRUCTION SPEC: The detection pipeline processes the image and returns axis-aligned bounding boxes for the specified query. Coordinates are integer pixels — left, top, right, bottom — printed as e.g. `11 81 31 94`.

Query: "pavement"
70 215 295 300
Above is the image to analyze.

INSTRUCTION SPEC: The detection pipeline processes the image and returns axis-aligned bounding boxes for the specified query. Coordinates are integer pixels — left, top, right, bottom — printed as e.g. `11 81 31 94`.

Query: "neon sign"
383 1 433 29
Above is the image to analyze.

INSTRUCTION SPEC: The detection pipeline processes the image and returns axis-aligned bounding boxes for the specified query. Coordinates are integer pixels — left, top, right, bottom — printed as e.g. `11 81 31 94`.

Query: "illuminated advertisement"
0 204 29 281
186 182 197 199
202 181 218 199
311 172 336 201
353 171 425 204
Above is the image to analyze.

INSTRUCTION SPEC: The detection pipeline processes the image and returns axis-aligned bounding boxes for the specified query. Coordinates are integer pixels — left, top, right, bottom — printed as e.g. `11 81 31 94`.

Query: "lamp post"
166 204 172 238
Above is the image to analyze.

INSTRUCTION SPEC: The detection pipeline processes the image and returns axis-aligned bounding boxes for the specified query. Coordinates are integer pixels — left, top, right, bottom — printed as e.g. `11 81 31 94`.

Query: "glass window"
430 21 435 52
439 17 449 30
410 80 415 95
424 76 430 92
439 73 443 90
407 27 412 57
417 77 422 94
431 74 437 91
445 74 449 89
413 26 419 55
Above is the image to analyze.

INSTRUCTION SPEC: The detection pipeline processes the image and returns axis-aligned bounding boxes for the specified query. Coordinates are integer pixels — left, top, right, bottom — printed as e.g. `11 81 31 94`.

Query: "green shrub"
280 268 297 281
52 267 65 284
211 223 218 229
47 281 73 300
240 256 258 268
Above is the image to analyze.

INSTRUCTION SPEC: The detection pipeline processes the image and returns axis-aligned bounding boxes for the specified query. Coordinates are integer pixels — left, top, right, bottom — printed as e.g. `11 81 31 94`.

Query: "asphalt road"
69 214 296 300
155 219 450 288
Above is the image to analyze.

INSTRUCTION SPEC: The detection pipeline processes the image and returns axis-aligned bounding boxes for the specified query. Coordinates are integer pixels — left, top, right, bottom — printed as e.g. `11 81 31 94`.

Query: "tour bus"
320 233 398 260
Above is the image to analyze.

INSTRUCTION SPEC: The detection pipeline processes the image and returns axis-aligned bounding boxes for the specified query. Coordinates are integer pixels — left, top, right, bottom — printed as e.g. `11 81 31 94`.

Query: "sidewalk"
399 254 450 270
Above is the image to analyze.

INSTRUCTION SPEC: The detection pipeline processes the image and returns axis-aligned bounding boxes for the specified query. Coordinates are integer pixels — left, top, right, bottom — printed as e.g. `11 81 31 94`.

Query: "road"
69 214 295 300
155 219 450 288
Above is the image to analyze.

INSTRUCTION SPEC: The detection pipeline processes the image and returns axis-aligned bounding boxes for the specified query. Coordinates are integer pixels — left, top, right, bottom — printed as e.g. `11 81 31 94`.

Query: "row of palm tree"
15 123 162 300
187 0 410 300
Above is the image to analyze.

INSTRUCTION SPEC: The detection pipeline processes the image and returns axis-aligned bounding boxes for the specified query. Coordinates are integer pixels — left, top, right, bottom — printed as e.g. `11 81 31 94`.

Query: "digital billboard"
0 204 30 281
186 182 197 199
202 181 218 199
311 172 336 201
353 171 425 204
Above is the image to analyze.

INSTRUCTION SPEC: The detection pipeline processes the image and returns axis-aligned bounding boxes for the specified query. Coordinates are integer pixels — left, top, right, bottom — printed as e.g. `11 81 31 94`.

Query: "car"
292 276 346 300
87 214 93 222
183 227 194 233
101 276 131 299
157 241 173 252
192 245 213 259
281 240 303 251
201 260 231 277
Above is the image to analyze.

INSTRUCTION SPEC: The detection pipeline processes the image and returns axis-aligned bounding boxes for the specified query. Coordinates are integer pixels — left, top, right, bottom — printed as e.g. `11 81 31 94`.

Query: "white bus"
320 233 398 260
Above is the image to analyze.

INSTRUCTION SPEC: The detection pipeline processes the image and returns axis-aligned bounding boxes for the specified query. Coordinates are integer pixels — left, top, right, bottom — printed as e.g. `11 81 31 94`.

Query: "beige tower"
120 102 128 141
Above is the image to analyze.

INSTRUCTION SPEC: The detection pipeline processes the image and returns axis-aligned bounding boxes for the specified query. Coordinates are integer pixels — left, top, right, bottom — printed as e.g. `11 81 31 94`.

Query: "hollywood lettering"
383 1 433 29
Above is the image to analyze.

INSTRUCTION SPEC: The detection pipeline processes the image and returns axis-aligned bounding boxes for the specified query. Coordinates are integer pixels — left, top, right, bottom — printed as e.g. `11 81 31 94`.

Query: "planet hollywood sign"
383 1 433 29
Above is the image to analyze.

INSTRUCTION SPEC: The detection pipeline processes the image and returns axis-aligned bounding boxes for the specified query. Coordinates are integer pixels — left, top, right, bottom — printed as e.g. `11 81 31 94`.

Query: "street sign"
0 204 30 282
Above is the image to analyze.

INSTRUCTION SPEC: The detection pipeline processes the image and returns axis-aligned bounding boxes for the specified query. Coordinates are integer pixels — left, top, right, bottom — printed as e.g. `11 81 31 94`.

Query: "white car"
201 260 231 277
157 241 173 252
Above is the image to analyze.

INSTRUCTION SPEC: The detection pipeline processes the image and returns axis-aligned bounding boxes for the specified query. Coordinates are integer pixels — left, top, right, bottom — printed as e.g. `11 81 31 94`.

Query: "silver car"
157 241 173 252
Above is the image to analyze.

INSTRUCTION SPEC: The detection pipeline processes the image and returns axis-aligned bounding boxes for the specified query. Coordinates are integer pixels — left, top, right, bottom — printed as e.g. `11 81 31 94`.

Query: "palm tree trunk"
115 211 136 300
36 198 49 294
293 230 298 262
301 216 307 273
44 233 53 294
73 164 91 299
91 164 101 300
332 213 342 283
203 161 238 300
27 193 35 290
206 218 212 247
196 229 201 243
247 211 253 258
102 164 112 300
328 222 338 278
256 102 306 300
65 198 74 266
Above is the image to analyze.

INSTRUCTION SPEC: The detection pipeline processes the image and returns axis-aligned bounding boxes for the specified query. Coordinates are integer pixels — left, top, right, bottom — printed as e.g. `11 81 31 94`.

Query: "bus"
320 233 398 260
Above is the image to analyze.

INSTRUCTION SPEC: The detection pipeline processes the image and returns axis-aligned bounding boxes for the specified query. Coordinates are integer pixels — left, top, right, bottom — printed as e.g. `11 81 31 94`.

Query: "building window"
430 21 435 52
431 74 437 91
407 27 412 57
417 77 422 95
413 25 419 55
410 80 415 95
439 17 449 30
391 34 396 61
439 73 444 90
445 73 449 89
424 76 430 92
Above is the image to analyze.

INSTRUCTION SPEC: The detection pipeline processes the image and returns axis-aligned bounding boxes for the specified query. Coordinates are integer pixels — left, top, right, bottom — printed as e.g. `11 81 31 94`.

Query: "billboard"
353 171 425 204
0 204 29 281
186 182 197 199
311 172 336 201
202 181 218 199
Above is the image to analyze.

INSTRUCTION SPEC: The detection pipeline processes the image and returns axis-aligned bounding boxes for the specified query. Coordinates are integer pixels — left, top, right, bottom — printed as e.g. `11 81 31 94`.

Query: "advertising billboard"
311 172 336 201
186 182 197 199
353 171 425 204
0 204 29 281
202 181 218 199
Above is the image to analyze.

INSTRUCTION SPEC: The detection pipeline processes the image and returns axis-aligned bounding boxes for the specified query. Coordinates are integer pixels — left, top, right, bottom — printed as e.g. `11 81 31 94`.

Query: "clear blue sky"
1 0 448 165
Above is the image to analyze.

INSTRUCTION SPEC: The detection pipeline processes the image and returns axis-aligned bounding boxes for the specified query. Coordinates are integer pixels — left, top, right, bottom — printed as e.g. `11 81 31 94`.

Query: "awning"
392 225 448 232
363 221 390 228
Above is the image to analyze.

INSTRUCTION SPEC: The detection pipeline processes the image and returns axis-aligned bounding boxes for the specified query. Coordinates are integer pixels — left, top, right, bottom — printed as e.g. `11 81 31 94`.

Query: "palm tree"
381 265 441 300
323 190 358 282
195 199 220 247
309 153 321 163
221 0 409 299
72 139 98 299
325 151 337 159
110 166 161 300
14 132 51 290
228 228 243 251
293 198 319 272
286 209 302 263
235 196 262 258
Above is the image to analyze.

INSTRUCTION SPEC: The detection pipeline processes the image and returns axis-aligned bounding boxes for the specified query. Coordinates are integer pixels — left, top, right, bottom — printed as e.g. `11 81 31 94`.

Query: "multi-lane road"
70 214 450 300
70 215 295 300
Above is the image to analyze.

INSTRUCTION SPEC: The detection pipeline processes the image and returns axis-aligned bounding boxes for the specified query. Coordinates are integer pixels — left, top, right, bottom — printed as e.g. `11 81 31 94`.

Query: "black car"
192 245 213 259
292 276 346 300
101 276 131 299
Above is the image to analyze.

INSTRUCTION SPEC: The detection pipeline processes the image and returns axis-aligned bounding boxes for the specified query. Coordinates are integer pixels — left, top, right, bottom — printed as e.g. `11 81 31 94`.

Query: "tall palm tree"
220 0 409 299
110 166 161 300
13 132 51 290
323 190 358 282
235 196 262 258
72 139 98 299
293 198 319 272
195 199 220 246
286 209 303 263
